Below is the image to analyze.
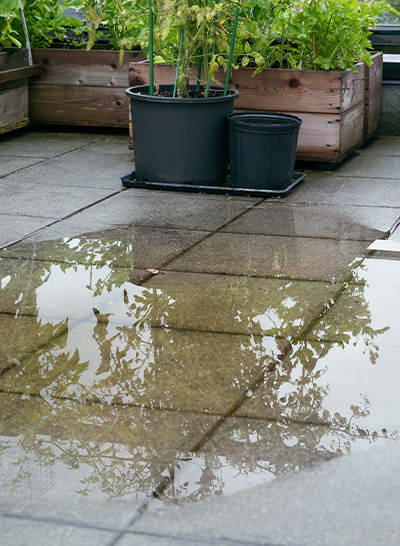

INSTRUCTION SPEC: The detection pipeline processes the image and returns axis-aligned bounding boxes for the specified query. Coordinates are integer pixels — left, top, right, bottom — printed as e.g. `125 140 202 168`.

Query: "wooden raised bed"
30 48 145 128
128 60 374 164
0 49 40 135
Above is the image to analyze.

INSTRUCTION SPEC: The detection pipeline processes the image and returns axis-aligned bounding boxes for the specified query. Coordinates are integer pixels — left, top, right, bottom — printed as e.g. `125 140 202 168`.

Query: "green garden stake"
148 0 154 96
196 49 203 91
173 30 184 98
224 5 239 96
206 0 220 97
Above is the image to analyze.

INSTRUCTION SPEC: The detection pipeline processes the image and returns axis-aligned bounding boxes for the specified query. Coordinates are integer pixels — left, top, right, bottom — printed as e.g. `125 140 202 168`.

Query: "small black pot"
126 84 239 185
228 112 302 190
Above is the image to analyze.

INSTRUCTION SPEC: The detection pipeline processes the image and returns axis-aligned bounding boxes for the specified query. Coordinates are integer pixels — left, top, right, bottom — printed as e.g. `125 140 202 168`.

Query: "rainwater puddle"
0 237 399 505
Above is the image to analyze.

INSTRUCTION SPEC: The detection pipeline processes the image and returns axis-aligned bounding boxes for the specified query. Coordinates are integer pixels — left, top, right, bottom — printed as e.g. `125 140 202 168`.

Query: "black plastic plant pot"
126 84 239 185
228 112 302 190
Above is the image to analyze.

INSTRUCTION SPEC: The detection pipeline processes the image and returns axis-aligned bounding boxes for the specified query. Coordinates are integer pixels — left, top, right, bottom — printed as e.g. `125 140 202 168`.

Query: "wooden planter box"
0 49 40 135
129 58 382 164
30 48 145 128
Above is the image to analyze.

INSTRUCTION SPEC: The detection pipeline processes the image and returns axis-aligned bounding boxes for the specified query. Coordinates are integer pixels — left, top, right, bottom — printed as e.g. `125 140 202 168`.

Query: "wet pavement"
0 127 400 545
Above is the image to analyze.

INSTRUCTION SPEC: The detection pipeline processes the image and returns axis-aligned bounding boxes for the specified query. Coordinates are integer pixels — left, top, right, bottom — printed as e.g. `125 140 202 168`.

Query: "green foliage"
274 0 398 71
1 0 396 76
0 0 86 48
77 0 148 54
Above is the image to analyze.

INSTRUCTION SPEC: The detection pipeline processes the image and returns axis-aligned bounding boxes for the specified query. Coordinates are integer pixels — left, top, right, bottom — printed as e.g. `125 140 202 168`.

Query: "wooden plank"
29 84 130 127
0 49 29 70
129 62 365 114
340 62 365 111
0 85 29 132
32 49 146 88
0 64 40 85
0 118 30 135
340 101 364 157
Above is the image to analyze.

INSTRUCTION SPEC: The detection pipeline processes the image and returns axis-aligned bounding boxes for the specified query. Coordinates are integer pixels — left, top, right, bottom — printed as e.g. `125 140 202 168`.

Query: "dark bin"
228 112 302 190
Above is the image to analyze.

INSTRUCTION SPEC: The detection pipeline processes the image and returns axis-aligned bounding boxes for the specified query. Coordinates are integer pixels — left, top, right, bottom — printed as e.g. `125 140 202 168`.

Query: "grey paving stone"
0 156 44 177
1 154 133 191
358 135 400 156
165 231 368 281
0 498 142 533
0 130 106 158
0 180 118 218
0 215 57 248
69 189 259 230
115 533 220 546
328 151 400 179
0 515 116 546
286 174 400 207
131 440 400 546
222 203 397 240
143 271 343 338
0 227 209 270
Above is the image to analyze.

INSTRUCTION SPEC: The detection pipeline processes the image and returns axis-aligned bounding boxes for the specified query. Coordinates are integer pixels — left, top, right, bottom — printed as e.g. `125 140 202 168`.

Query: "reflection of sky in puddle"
1 238 400 503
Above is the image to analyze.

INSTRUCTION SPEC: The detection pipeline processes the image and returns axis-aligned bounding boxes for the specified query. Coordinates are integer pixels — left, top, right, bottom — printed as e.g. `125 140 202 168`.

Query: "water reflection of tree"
0 238 395 502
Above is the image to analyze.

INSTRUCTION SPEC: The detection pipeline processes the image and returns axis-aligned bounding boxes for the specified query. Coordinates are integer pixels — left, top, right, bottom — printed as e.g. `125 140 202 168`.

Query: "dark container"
228 112 302 190
126 85 239 185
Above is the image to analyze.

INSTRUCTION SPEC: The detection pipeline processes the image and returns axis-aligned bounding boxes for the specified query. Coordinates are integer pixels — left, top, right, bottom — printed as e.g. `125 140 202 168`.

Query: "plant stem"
18 0 32 66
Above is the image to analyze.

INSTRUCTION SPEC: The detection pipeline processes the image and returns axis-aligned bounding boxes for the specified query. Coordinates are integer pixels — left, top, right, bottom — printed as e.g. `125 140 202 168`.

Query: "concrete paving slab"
0 324 266 415
0 498 141 536
142 271 343 338
0 130 106 158
0 516 116 546
115 533 220 545
328 151 400 179
1 154 133 191
0 180 119 218
0 156 44 177
358 135 400 156
67 189 259 230
130 440 400 546
154 416 352 504
221 203 396 240
1 228 209 272
0 393 217 503
286 174 400 207
0 214 57 248
165 232 368 281
79 226 210 270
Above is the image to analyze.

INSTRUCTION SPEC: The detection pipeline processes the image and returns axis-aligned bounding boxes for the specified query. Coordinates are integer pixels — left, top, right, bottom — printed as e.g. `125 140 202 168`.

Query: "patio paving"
0 127 400 546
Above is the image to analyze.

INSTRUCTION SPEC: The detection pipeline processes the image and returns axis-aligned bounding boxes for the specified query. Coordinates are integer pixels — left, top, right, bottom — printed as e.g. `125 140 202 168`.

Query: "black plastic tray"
121 172 306 197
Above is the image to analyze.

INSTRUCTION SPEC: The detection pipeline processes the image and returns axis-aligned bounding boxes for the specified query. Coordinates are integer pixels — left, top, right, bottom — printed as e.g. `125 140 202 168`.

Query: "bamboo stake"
224 5 239 96
18 0 32 66
148 0 154 95
173 30 184 98
311 0 317 70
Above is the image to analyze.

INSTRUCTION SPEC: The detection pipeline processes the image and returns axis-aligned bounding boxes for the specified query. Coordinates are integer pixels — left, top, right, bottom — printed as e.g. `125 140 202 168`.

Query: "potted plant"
129 0 396 165
124 0 248 187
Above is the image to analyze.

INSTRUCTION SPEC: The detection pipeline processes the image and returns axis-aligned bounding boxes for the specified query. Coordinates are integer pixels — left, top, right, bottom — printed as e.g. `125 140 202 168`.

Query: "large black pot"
126 85 239 185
